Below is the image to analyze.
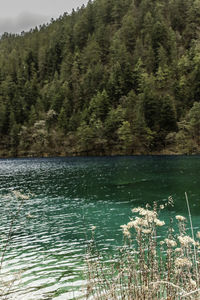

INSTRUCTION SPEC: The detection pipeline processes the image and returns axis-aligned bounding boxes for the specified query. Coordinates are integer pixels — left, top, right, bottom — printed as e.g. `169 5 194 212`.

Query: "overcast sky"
0 0 88 34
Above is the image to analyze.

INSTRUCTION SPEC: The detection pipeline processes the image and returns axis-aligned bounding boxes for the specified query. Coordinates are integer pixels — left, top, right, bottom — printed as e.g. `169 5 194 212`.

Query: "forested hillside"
0 0 200 157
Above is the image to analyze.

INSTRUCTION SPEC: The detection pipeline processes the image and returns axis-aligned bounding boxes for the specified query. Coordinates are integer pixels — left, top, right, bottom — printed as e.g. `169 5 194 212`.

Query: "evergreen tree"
0 0 200 156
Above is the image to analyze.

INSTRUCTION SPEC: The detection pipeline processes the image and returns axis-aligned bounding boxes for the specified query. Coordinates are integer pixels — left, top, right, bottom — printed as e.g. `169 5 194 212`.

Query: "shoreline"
0 149 199 159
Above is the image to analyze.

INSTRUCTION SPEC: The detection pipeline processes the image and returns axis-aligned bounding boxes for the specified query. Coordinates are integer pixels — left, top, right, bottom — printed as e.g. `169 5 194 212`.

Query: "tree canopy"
0 0 200 157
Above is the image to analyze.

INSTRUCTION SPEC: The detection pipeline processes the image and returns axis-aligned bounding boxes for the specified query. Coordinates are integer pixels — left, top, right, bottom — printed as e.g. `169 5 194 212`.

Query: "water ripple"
0 156 200 298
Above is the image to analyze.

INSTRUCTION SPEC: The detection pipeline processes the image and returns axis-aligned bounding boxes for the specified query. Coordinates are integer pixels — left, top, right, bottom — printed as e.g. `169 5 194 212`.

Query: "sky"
0 0 89 34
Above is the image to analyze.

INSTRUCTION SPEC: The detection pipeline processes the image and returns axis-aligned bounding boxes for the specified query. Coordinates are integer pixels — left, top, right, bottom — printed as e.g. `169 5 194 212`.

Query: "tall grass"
86 194 200 299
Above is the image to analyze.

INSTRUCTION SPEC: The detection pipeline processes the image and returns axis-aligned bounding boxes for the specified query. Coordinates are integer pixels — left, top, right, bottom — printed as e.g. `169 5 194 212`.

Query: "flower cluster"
176 215 186 222
175 257 192 268
178 235 196 247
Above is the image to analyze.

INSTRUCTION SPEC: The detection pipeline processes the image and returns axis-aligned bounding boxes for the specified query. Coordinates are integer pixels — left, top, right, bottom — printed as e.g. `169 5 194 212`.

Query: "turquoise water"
0 156 200 299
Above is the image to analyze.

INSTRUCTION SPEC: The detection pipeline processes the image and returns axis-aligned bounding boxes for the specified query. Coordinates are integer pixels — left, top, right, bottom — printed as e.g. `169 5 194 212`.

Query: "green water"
0 156 200 299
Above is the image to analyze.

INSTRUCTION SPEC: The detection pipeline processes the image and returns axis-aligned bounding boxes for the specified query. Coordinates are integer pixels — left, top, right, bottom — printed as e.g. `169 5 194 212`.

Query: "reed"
86 195 200 299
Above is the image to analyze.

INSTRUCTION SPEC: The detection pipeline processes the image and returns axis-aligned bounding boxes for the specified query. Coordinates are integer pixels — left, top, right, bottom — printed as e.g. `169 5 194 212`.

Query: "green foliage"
117 121 134 153
88 90 110 121
165 102 200 154
0 0 200 156
187 102 200 144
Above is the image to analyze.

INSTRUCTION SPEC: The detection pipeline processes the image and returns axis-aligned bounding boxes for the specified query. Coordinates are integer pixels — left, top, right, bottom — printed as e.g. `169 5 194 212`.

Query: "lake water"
0 156 200 299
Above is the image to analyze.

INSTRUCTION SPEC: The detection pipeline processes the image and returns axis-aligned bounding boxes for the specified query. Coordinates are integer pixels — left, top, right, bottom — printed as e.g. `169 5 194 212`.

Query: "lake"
0 156 200 299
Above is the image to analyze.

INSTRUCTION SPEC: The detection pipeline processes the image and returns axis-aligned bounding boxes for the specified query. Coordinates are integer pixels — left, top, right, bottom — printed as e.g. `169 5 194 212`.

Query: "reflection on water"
0 156 200 299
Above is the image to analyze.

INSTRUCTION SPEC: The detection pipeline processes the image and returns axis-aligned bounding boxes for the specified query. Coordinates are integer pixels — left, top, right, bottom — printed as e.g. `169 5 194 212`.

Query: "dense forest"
0 0 200 157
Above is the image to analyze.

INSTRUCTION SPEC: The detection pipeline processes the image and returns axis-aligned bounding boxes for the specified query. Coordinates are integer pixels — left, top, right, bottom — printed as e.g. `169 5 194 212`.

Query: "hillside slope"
0 0 200 157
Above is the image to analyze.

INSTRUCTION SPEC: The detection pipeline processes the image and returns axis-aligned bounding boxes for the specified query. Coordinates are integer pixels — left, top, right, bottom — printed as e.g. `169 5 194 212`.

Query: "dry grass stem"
86 195 200 299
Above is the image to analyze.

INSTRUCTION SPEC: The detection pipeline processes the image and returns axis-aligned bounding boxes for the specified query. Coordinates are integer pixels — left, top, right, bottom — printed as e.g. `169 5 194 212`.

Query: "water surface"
0 156 200 299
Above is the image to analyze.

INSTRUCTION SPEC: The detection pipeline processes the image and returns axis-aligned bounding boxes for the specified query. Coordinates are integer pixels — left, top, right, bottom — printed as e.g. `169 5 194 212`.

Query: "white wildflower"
124 230 131 238
132 207 157 219
175 257 192 268
120 224 128 230
136 217 149 227
132 207 142 213
175 215 186 222
175 247 182 253
127 217 149 229
178 235 196 246
165 238 177 247
140 209 157 219
120 225 131 238
142 228 152 234
196 231 200 239
154 219 165 226
127 220 136 229
190 279 197 288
